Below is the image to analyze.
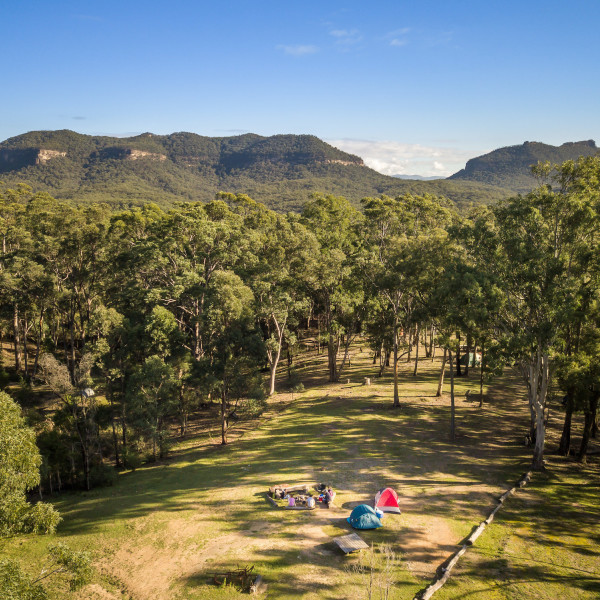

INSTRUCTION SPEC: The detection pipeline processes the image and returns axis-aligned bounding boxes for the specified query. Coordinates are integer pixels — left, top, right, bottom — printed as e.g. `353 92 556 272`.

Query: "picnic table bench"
333 533 369 554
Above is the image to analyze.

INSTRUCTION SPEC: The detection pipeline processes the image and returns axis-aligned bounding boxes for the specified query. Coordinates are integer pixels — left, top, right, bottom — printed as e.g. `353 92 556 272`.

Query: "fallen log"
465 522 486 546
498 487 515 503
518 471 532 487
441 545 467 574
484 502 503 525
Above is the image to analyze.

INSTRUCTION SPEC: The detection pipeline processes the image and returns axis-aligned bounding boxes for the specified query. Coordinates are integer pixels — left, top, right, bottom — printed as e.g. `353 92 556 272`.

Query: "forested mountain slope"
0 130 511 211
448 140 599 192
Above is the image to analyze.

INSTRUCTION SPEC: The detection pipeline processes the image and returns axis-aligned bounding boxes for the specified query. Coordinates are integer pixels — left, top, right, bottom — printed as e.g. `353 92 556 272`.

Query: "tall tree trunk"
109 389 121 468
221 389 228 445
479 341 485 408
578 393 599 462
429 323 435 360
327 336 338 383
456 333 462 377
337 329 354 380
464 334 472 377
152 425 157 462
449 348 456 442
22 319 29 377
268 315 286 396
393 321 400 407
121 376 129 467
32 313 44 377
378 349 389 377
13 304 21 373
317 318 321 355
77 426 91 491
558 397 573 456
527 349 550 470
413 325 420 376
436 348 447 397
69 310 77 380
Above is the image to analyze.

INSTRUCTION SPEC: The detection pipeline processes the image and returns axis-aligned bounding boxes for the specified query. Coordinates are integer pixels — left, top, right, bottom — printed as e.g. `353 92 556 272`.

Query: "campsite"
3 343 598 600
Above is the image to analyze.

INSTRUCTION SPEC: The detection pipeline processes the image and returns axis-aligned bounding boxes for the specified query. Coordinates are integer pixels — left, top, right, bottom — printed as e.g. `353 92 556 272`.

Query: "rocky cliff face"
125 149 166 161
324 159 364 166
0 148 68 172
36 149 66 164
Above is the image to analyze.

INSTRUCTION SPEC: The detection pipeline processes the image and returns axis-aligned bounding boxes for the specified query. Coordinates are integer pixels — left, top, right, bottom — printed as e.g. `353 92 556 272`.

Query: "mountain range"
0 130 596 212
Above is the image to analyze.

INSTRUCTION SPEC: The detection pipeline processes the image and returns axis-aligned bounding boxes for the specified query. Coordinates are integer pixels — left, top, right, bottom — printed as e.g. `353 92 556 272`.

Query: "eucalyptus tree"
0 187 34 374
196 269 265 444
301 194 364 382
230 197 317 395
361 193 453 406
127 355 178 461
25 197 111 380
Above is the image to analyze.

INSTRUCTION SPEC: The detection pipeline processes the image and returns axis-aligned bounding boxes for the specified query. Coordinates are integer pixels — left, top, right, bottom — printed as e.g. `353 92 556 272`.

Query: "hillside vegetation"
449 140 599 192
0 130 511 212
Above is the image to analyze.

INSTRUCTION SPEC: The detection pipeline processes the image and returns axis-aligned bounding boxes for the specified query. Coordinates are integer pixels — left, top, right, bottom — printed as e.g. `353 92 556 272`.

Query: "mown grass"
2 346 599 600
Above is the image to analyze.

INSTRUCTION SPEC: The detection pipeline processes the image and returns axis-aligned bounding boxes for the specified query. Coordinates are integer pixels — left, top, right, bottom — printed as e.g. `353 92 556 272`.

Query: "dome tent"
347 504 383 530
374 488 401 514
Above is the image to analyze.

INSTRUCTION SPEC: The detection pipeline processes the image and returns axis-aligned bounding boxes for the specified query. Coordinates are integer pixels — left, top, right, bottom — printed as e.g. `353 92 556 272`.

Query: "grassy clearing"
2 346 599 600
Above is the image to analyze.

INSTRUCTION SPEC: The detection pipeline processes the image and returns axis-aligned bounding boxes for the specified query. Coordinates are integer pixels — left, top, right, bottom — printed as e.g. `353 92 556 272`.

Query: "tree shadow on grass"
453 555 600 598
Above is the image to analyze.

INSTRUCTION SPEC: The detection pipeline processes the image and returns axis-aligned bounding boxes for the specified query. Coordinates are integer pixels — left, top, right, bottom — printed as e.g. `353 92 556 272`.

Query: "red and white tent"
374 487 401 514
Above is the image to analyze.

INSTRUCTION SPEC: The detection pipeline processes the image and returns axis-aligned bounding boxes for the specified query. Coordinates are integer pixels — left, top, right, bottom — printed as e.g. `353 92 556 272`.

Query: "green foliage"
0 560 47 600
127 356 178 461
46 542 92 591
0 543 92 600
0 392 60 537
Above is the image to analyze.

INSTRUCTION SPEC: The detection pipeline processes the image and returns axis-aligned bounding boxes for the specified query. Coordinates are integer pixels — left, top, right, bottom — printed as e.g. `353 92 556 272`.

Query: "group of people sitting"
286 487 335 508
270 483 335 508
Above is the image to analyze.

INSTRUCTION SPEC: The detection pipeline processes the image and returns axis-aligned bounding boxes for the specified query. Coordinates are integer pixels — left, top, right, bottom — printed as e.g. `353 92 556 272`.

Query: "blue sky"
2 1 599 176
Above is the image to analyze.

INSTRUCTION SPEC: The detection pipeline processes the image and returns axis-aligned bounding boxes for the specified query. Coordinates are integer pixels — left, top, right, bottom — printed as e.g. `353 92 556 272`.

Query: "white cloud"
277 44 318 56
326 138 483 178
330 29 358 38
386 28 411 37
383 27 410 47
329 28 362 47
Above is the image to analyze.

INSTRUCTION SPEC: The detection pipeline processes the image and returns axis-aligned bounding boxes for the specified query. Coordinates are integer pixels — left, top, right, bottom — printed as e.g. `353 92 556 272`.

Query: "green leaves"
0 392 60 537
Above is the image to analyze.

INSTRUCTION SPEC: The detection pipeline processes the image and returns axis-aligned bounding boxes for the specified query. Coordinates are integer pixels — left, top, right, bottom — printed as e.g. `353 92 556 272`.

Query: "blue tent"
347 504 383 530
